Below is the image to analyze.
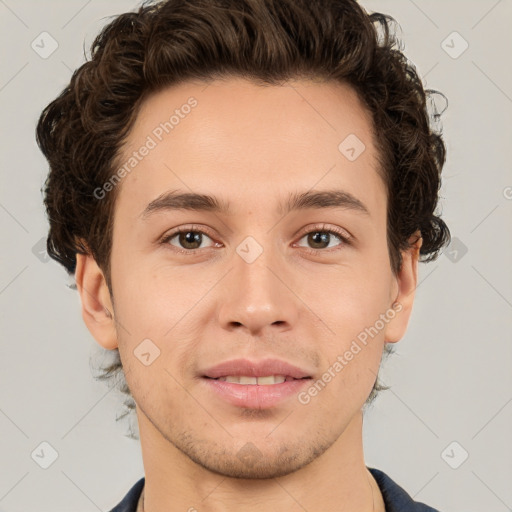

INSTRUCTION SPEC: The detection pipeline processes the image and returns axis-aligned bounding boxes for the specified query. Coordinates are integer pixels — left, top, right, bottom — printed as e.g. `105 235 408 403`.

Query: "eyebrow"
140 189 370 219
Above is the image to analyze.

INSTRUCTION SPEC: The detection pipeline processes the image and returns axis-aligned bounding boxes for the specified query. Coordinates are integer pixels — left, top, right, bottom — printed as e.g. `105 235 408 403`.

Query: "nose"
217 239 299 336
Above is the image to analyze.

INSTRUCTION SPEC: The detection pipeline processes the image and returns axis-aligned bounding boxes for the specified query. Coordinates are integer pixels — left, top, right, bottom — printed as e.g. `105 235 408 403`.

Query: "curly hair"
36 0 450 434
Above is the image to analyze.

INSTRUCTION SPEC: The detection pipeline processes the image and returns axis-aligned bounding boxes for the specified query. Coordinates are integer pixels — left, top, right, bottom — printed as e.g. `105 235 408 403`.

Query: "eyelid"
294 223 353 244
160 224 220 249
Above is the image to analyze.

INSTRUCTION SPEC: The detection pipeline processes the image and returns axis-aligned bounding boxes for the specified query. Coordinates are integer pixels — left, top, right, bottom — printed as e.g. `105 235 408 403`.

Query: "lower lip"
201 377 311 409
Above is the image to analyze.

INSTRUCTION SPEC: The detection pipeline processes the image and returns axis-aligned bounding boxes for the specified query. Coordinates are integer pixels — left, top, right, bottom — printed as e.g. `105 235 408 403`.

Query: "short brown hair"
36 0 450 428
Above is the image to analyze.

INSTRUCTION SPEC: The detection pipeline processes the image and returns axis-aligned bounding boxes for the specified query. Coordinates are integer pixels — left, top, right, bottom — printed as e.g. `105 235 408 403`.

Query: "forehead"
114 77 385 219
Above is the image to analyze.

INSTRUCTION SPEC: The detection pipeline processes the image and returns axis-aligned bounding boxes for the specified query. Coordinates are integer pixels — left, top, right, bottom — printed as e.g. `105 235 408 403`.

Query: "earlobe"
385 231 422 343
75 253 118 350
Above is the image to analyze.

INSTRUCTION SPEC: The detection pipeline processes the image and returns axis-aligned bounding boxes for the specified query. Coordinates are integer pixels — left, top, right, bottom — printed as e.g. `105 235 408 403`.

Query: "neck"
137 409 385 512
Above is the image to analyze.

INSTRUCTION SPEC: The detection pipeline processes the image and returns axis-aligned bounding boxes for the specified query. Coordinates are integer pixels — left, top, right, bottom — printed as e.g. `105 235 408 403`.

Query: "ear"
74 253 118 350
384 231 422 343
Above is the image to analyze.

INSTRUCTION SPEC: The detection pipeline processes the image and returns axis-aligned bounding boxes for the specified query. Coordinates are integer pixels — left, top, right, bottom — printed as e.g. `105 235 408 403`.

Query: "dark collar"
110 468 441 512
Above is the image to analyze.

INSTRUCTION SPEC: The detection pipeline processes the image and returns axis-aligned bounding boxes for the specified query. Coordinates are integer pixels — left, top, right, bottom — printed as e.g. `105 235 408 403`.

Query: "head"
36 0 449 476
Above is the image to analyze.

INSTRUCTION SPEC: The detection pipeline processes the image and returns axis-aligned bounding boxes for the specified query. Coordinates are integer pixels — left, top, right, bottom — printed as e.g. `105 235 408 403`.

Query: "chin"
171 429 336 480
188 452 313 480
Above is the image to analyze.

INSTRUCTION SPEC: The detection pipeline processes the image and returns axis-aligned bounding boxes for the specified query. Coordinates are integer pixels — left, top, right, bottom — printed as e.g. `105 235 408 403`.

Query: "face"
80 77 417 479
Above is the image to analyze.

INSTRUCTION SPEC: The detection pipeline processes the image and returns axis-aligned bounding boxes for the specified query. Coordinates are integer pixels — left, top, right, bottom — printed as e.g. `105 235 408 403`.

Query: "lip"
201 358 312 379
201 378 311 409
200 358 313 409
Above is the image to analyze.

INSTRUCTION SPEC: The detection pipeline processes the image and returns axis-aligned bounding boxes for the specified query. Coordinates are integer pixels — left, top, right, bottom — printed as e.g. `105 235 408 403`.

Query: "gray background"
0 0 511 510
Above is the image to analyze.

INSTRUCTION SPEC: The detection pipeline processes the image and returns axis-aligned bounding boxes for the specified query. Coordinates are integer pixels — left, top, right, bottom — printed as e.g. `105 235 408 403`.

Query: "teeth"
258 375 281 385
239 376 257 384
225 375 244 383
217 375 288 385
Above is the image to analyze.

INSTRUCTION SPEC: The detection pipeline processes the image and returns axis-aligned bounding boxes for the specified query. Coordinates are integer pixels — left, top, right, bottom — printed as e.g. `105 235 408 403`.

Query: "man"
36 0 450 510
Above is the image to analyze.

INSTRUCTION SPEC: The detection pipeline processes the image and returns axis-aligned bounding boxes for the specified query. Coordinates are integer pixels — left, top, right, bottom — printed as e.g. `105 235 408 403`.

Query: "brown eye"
166 230 215 250
308 232 331 249
297 230 345 250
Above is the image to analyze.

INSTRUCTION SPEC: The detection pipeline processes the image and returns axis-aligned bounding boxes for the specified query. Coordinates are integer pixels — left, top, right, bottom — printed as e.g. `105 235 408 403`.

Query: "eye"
160 224 351 255
163 228 217 251
295 226 350 251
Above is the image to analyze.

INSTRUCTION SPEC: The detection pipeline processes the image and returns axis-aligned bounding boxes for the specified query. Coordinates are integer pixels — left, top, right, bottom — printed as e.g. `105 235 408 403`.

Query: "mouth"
199 359 314 408
201 357 313 380
204 375 311 385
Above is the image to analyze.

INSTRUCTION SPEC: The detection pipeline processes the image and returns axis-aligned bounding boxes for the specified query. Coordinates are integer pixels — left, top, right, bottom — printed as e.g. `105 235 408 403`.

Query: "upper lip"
201 358 312 379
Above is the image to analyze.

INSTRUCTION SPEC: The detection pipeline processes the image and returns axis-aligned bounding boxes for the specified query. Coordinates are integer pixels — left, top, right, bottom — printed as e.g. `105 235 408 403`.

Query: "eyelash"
294 224 352 255
160 224 352 256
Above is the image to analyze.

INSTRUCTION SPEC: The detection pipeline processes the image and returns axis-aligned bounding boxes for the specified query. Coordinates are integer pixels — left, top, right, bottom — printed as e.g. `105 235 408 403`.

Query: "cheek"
110 262 209 372
318 262 393 332
309 260 393 395
111 257 187 327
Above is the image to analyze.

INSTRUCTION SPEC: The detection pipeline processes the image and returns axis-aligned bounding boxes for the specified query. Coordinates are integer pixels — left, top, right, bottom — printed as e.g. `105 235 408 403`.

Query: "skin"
75 77 421 512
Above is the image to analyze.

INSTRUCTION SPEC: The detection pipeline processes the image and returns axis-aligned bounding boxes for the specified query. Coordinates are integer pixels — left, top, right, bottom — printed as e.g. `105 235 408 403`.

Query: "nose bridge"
217 231 298 334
